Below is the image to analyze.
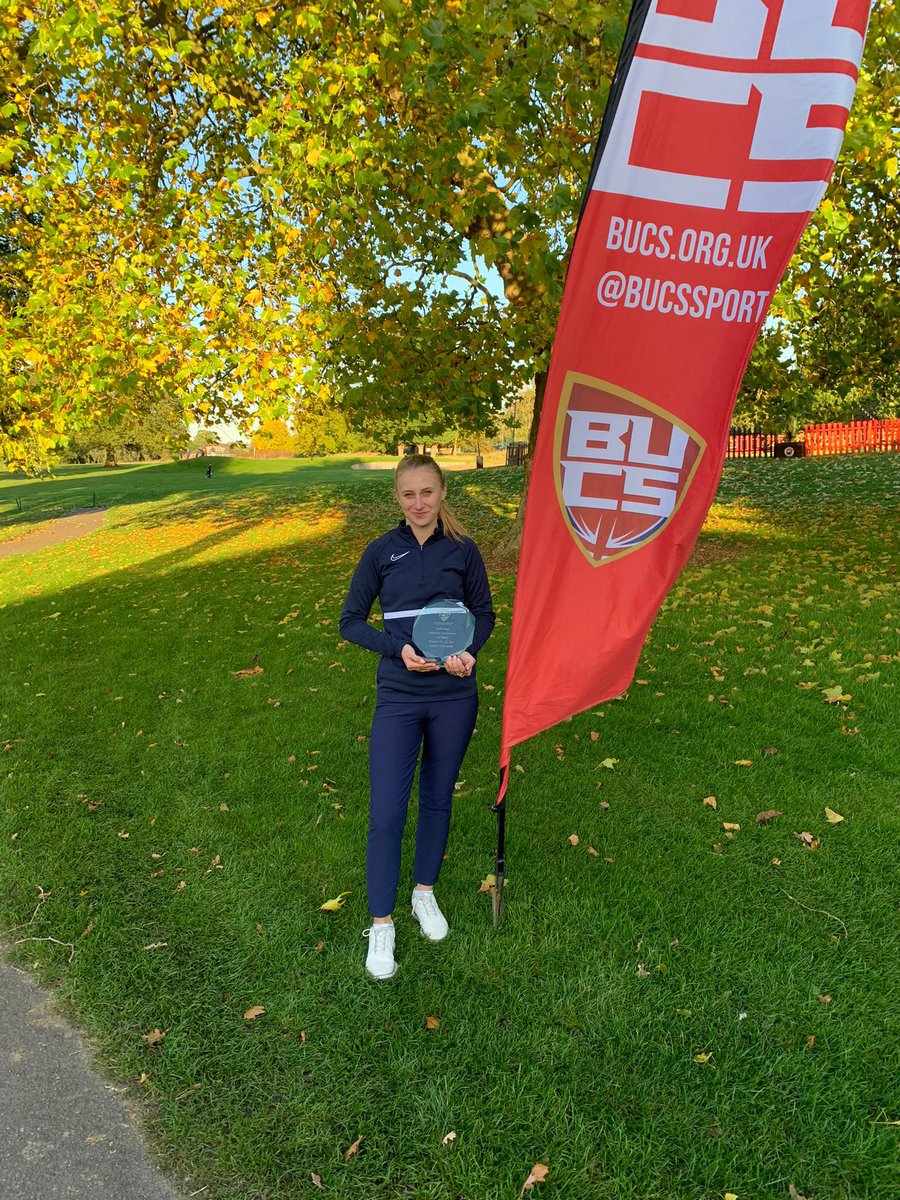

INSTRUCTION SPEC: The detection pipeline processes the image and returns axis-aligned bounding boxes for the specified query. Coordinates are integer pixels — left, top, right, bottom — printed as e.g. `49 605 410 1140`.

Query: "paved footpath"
0 954 184 1200
0 508 107 561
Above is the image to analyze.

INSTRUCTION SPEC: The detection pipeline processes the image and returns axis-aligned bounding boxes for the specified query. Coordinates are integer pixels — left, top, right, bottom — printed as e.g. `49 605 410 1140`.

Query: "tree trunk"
490 367 547 567
104 445 118 467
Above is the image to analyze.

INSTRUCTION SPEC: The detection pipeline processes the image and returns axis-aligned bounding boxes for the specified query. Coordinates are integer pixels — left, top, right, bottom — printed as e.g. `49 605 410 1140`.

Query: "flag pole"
491 763 508 925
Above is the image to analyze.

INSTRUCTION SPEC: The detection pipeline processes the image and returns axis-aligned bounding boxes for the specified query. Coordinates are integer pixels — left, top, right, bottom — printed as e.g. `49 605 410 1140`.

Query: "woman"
339 454 495 979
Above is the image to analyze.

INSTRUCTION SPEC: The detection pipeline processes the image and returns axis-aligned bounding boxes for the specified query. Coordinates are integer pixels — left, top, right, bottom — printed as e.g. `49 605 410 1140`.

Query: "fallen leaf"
794 831 820 850
734 759 753 767
117 830 130 839
232 665 264 678
314 941 324 952
344 1136 363 1160
567 834 579 846
138 1072 151 1085
693 1051 713 1064
143 942 167 951
424 1015 440 1031
762 746 780 755
788 1186 810 1200
141 1028 167 1046
587 845 599 857
636 963 650 978
703 796 718 809
279 611 300 624
590 731 600 741
599 757 619 769
722 822 741 832
806 1035 816 1050
478 873 498 894
243 1005 266 1020
725 1193 738 1200
756 810 782 824
441 1131 457 1145
817 994 833 1004
311 1173 324 1190
771 858 782 866
822 685 850 703
521 1163 549 1194
514 764 525 774
824 807 844 824
319 891 350 912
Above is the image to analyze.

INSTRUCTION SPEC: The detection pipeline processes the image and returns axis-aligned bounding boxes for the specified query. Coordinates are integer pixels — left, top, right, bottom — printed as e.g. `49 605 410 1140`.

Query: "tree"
251 419 298 455
187 426 219 452
498 385 535 446
62 394 189 465
291 403 368 457
269 0 625 498
1 0 331 470
1 0 624 472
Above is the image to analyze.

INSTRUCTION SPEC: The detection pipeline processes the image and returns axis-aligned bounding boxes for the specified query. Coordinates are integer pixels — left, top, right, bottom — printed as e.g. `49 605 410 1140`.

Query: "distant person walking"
205 464 212 479
339 454 495 980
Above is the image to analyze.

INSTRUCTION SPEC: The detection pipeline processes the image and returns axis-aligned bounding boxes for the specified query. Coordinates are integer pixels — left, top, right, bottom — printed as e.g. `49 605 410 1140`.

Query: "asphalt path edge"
0 948 187 1200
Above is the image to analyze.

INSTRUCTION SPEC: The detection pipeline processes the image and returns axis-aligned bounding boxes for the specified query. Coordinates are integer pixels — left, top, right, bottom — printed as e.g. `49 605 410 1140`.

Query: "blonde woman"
339 455 495 979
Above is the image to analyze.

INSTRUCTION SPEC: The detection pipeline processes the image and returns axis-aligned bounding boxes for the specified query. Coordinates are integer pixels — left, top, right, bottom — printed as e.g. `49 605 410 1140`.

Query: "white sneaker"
411 889 449 941
363 923 396 979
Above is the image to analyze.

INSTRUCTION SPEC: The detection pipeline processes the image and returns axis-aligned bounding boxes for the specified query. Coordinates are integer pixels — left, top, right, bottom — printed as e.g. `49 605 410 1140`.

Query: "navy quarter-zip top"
339 520 496 701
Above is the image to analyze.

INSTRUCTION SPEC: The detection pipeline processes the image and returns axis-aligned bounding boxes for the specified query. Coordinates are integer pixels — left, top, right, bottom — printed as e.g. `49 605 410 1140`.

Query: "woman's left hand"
444 652 475 678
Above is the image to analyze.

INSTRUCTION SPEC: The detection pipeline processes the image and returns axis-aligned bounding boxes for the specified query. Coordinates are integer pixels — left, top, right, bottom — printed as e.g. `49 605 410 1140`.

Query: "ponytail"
395 453 466 543
438 497 466 543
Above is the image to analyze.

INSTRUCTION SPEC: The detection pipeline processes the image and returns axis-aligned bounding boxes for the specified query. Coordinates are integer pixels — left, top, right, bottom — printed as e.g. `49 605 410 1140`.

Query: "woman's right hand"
401 644 440 672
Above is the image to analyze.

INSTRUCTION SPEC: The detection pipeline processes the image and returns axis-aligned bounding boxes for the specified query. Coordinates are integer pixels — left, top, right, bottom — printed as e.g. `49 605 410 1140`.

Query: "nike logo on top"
390 552 410 561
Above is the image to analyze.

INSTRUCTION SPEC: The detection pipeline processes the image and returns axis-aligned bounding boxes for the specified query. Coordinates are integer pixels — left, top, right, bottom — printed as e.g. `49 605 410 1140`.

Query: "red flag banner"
500 0 870 777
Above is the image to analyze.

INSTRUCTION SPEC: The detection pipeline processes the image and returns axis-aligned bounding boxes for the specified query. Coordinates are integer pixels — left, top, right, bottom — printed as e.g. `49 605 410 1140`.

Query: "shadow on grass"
0 457 375 534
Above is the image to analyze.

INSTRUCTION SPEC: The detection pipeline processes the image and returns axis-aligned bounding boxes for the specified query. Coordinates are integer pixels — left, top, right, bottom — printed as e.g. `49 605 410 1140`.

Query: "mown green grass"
0 455 379 543
1 454 898 1200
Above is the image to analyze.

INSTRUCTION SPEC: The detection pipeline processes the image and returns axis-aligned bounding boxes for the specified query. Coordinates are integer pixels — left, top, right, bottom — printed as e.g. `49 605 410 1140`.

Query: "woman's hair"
395 453 466 542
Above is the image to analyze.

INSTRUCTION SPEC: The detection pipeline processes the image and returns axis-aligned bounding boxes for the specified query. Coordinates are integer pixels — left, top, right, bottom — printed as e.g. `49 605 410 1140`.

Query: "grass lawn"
1 453 898 1200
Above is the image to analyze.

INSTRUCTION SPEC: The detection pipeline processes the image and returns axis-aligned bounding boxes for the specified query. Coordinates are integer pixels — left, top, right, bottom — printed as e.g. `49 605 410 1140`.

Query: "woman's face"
395 466 446 534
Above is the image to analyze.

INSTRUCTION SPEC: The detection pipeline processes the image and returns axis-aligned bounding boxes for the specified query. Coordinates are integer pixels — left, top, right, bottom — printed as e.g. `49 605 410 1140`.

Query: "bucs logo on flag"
553 373 705 566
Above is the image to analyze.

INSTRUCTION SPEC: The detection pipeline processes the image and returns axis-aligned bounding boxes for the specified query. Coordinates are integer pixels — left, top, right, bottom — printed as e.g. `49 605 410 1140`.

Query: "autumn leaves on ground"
1 455 898 1200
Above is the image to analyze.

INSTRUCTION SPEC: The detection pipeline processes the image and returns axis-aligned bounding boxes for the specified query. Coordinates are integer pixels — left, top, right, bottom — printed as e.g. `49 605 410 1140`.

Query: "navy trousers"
367 693 478 918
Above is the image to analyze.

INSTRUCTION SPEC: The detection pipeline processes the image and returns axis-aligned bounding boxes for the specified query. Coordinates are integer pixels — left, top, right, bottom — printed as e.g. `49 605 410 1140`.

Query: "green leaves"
4 0 896 472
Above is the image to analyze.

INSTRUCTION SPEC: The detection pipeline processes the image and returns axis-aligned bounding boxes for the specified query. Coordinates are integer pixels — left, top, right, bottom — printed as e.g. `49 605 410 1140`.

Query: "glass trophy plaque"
412 598 475 665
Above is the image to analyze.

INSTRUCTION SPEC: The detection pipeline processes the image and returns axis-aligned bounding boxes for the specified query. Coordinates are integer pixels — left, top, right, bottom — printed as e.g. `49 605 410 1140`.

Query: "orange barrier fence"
802 419 900 456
